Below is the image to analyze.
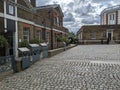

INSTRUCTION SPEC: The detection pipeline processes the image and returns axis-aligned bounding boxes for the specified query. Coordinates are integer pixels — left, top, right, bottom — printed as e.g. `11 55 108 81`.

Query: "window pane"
9 5 14 15
23 28 29 41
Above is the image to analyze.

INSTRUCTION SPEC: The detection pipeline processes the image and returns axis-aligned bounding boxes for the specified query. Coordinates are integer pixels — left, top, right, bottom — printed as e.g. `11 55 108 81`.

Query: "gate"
0 56 15 74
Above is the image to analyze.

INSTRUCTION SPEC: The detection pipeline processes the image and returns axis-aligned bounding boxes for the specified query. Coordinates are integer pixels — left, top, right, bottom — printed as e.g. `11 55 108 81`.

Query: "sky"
36 0 120 33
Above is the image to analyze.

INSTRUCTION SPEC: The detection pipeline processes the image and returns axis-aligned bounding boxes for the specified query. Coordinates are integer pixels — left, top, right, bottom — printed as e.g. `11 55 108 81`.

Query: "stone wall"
78 25 120 44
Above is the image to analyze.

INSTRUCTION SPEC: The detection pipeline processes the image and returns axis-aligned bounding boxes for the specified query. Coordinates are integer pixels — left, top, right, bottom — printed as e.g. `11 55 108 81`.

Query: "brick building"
0 0 69 57
77 5 120 44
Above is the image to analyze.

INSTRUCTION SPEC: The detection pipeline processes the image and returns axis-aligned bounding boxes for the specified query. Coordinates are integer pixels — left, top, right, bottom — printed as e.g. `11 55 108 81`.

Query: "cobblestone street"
0 45 120 90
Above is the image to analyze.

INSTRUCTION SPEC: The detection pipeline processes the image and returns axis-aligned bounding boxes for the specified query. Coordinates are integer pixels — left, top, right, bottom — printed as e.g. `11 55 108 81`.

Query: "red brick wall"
17 0 30 8
17 7 33 21
0 17 4 34
0 0 4 13
106 14 108 25
18 22 34 42
116 11 118 25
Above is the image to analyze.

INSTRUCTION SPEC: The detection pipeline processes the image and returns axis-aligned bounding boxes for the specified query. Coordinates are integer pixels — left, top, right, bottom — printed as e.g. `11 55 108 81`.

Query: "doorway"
108 32 112 40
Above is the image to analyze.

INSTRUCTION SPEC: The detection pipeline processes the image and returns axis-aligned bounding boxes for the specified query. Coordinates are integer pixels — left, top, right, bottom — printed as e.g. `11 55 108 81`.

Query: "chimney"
30 0 36 7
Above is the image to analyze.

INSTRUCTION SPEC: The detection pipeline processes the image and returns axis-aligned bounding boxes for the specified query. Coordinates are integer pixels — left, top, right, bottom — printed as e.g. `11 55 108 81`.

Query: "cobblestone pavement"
0 45 120 90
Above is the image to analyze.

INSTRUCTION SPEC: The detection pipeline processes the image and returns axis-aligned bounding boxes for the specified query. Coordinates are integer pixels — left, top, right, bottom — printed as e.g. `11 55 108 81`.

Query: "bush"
30 38 43 44
56 36 62 42
0 35 8 48
18 40 29 47
62 36 69 45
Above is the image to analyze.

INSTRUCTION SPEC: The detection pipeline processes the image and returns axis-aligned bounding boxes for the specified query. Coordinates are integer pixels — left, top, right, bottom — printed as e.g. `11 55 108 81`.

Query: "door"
108 33 111 40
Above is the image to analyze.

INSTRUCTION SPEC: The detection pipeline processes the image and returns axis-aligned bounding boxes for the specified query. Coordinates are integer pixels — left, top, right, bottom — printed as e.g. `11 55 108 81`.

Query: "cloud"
36 0 51 6
64 13 75 22
36 0 119 33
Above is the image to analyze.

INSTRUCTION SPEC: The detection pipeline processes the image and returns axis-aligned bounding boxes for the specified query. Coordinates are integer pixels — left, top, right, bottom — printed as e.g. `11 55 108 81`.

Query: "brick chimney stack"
30 0 36 7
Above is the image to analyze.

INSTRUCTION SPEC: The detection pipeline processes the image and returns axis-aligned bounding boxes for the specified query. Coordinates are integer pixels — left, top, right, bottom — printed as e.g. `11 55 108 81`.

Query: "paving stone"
0 45 120 90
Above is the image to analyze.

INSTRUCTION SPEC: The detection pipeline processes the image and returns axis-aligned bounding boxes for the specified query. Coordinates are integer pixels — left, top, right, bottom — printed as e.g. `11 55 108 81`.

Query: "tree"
68 32 76 43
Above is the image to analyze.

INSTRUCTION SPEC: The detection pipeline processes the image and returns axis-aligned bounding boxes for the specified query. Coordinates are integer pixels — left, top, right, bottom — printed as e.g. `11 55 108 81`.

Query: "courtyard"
0 45 120 90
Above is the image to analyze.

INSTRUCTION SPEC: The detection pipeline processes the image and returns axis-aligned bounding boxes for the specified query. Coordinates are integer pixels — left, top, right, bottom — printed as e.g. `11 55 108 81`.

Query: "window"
57 17 59 26
36 31 41 40
8 4 14 15
54 17 57 25
91 32 96 39
46 32 50 43
42 28 46 41
23 28 29 42
108 13 115 24
110 14 114 20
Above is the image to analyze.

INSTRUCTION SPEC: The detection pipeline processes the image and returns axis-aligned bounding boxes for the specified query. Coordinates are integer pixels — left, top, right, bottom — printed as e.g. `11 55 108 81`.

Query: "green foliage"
56 36 62 42
30 38 43 44
62 36 69 44
69 32 76 39
0 35 8 48
56 35 69 44
69 32 77 44
18 40 29 47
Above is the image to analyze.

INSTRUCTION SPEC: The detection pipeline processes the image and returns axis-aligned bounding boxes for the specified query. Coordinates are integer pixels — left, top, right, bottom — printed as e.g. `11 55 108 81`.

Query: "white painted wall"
108 12 116 25
103 13 106 25
118 10 120 24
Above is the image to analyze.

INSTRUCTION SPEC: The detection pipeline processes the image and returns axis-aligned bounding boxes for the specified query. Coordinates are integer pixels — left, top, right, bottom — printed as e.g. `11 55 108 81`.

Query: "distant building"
0 0 69 57
100 5 120 25
77 5 120 44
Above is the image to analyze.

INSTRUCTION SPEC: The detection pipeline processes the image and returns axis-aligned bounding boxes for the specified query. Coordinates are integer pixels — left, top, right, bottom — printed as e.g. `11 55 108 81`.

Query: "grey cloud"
67 2 74 8
64 13 75 22
92 0 109 3
75 3 95 16
36 0 51 6
36 0 119 33
81 16 99 24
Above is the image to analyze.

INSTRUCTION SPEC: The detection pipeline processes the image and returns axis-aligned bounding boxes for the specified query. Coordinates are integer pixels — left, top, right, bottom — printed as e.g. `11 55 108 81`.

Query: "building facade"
77 5 120 44
0 0 69 57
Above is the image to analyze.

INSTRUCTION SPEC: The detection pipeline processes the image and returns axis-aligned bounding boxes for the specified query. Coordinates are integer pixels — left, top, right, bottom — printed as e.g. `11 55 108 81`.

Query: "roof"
77 24 120 34
101 5 120 15
36 4 59 9
35 4 64 16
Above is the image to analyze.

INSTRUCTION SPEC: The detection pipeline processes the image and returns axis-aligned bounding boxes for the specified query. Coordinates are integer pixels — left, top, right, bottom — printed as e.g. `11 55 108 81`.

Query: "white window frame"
108 13 115 24
36 30 41 40
57 17 59 26
46 32 50 43
23 28 29 42
54 17 57 25
9 4 14 15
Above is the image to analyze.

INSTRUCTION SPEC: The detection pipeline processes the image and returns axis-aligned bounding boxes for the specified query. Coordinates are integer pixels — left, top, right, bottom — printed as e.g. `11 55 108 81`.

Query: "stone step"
109 40 116 44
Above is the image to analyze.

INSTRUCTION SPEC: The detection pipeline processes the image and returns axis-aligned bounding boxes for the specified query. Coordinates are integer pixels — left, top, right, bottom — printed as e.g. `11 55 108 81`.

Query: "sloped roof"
101 5 120 15
35 4 64 16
